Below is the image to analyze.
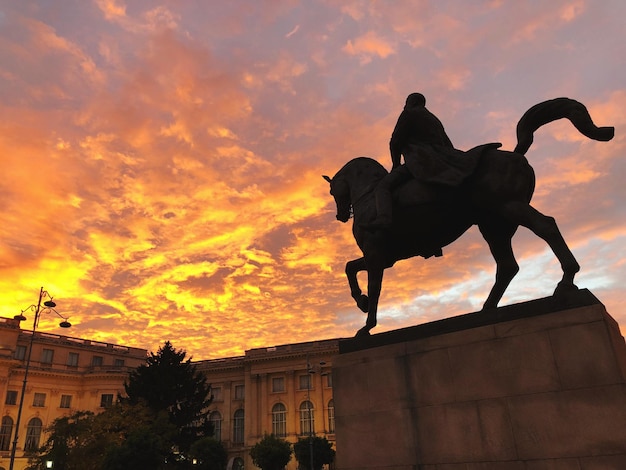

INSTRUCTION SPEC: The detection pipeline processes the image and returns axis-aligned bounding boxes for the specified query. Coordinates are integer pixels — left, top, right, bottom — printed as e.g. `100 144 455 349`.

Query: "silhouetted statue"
323 97 614 337
367 93 479 231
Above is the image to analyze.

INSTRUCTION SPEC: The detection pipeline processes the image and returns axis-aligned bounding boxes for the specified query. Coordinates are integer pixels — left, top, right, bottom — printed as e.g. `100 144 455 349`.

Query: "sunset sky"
1 1 624 360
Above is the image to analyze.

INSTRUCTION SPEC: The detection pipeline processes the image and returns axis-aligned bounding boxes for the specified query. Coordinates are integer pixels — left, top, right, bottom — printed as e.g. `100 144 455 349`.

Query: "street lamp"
9 287 71 470
305 357 327 470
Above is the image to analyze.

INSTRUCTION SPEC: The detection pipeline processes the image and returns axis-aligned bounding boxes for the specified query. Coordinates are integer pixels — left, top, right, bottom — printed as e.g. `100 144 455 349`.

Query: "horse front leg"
355 265 384 337
478 220 519 309
346 258 369 312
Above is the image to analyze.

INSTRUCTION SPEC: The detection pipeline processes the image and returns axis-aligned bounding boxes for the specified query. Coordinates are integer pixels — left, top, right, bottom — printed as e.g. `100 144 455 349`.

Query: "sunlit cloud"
0 1 624 358
342 31 396 64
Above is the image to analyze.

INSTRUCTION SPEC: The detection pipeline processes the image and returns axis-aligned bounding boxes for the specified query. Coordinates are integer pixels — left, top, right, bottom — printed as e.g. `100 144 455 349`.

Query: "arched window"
0 416 13 451
272 403 287 437
209 410 222 441
25 417 43 451
299 400 315 436
327 399 335 434
233 409 245 444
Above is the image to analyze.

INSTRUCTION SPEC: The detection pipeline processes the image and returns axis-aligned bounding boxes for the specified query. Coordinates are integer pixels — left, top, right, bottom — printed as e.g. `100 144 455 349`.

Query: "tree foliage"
249 434 293 470
293 436 335 470
27 403 175 470
123 341 214 452
188 437 228 470
28 342 214 469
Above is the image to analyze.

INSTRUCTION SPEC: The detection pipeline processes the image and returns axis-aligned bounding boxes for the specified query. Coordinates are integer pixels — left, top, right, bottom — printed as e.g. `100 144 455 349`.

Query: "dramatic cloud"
0 0 624 359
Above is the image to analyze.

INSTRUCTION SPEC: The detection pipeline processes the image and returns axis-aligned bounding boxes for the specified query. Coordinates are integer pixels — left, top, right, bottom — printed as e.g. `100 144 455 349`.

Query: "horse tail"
514 97 614 155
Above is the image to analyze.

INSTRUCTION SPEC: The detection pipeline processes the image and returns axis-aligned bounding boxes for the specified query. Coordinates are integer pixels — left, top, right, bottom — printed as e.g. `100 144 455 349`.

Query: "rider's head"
405 92 426 109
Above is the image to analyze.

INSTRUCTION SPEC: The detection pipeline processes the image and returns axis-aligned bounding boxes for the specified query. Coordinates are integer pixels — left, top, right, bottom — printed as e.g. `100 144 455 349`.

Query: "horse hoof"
554 281 579 297
356 295 369 313
355 326 371 338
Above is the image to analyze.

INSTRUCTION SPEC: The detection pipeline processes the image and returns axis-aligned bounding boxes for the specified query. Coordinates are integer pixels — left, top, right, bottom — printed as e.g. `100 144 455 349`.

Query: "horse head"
323 157 388 223
323 174 352 222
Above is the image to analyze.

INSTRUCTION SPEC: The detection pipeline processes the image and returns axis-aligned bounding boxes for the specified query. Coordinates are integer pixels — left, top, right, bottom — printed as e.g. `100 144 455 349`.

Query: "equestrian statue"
323 95 614 337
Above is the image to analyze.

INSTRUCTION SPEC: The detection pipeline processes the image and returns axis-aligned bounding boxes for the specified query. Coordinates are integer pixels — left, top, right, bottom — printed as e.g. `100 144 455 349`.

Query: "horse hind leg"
501 201 580 295
479 220 519 309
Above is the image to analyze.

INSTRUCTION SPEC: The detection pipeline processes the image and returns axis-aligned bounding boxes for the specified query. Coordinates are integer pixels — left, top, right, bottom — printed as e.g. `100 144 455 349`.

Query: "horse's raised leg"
502 201 580 294
355 265 384 337
478 220 519 309
346 258 369 312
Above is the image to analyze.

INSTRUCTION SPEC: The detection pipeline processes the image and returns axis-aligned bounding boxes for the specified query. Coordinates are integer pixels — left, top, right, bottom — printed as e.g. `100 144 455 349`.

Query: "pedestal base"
333 290 626 469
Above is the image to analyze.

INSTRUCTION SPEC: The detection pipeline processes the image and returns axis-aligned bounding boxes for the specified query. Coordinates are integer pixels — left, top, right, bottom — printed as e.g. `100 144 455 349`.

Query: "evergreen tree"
123 341 214 453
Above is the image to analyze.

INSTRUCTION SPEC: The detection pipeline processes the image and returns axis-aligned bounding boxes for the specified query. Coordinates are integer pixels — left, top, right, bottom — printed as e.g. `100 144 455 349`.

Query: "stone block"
405 347 456 406
507 385 626 459
415 398 516 463
549 321 623 388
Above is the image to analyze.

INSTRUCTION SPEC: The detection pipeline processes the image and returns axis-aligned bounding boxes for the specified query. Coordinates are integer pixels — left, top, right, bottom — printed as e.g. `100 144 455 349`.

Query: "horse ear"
322 175 332 183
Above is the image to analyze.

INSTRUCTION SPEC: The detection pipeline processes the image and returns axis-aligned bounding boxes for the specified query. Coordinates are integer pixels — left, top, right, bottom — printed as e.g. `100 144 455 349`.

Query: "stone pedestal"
333 290 626 470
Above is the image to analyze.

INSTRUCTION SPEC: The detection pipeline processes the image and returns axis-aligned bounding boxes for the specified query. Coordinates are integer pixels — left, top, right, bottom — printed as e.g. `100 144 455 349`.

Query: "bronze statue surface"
324 97 614 337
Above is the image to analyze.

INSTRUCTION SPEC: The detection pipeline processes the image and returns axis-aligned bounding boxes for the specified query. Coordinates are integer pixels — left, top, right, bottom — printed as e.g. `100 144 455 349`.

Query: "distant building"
196 339 340 470
0 314 341 470
0 316 148 470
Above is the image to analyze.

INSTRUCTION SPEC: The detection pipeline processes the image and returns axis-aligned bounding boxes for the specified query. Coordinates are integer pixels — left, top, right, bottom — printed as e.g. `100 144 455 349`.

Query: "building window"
60 394 72 409
211 386 222 401
114 358 125 367
327 399 335 433
33 393 46 407
272 377 285 393
100 393 114 408
234 384 245 400
272 403 287 437
25 417 42 451
5 390 17 405
233 409 244 444
299 374 311 390
299 401 315 435
41 348 54 364
14 345 26 360
92 356 103 366
0 416 13 451
67 352 79 367
325 373 333 388
209 411 222 441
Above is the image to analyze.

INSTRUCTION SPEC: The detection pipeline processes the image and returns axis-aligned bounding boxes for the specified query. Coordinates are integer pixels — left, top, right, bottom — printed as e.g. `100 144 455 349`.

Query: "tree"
188 437 228 470
250 434 292 470
123 341 214 453
26 410 97 470
27 403 176 470
293 436 335 470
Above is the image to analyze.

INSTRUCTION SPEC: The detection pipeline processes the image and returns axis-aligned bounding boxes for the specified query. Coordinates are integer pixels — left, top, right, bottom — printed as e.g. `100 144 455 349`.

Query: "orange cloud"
342 31 396 64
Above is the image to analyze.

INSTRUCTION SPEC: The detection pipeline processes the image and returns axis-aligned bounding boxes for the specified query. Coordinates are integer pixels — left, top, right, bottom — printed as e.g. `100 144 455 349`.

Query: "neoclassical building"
0 313 340 470
0 316 148 470
196 338 339 470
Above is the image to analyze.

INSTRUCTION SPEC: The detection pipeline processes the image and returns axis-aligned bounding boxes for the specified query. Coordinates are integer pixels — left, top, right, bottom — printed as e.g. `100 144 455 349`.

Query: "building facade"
196 339 339 470
0 316 148 470
0 314 340 470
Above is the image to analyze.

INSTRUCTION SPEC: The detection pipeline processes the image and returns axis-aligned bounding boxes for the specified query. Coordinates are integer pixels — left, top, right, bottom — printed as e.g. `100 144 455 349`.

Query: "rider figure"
366 92 455 229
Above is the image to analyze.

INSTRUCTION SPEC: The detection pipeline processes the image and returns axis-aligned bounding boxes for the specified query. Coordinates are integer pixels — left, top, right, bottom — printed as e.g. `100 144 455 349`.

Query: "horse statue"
323 98 614 337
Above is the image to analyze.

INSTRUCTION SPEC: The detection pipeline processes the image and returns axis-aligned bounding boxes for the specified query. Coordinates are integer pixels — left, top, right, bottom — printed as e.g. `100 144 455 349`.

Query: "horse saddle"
394 142 502 207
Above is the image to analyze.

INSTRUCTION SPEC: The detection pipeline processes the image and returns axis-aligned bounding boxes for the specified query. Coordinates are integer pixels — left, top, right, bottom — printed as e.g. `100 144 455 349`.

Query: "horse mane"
337 156 389 182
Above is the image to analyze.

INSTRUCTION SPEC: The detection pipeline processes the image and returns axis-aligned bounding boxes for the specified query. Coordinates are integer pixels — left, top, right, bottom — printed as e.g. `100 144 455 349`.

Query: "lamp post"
9 287 71 470
305 356 327 470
